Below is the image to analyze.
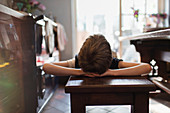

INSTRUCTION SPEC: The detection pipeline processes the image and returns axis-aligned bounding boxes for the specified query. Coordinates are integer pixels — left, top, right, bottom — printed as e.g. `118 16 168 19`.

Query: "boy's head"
78 34 112 74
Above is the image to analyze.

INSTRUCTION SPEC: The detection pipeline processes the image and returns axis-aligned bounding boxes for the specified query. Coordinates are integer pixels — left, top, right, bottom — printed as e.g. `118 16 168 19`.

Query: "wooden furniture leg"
131 93 149 113
71 94 86 113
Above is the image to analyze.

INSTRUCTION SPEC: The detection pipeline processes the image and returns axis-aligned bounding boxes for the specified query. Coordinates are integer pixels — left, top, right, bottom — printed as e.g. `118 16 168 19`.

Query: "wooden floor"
41 85 170 113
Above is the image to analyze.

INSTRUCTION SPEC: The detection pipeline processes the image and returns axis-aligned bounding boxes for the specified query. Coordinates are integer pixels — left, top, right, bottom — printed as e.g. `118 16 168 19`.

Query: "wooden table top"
65 76 156 93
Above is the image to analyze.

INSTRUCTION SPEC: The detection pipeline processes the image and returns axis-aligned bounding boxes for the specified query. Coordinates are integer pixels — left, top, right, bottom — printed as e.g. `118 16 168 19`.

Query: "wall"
35 0 75 60
158 0 165 13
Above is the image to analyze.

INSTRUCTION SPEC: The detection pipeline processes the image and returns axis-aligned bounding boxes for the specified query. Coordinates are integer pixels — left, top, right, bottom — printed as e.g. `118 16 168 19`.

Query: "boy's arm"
43 61 84 76
101 61 152 76
52 61 70 67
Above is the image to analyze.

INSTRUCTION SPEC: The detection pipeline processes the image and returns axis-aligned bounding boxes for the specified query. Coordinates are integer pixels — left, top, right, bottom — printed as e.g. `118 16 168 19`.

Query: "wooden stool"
65 76 156 113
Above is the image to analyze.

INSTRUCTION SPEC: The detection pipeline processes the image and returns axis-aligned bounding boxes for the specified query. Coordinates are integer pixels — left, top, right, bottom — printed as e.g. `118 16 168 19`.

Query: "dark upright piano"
130 29 170 94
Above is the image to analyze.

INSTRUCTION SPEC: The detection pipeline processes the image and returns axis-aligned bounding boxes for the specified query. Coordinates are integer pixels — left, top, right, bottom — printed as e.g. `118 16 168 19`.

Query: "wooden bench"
65 76 156 113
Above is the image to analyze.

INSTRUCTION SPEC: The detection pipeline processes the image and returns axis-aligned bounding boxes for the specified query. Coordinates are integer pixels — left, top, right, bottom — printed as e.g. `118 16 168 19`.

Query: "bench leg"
71 94 86 113
131 93 149 113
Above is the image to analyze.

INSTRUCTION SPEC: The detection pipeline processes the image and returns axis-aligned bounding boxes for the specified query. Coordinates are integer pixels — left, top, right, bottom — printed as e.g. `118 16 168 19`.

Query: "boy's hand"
84 73 101 77
100 69 112 77
82 69 112 77
83 69 112 77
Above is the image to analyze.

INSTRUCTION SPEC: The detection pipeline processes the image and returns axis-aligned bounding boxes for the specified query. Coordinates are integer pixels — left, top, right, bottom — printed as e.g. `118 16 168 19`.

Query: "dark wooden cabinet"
0 4 60 113
129 29 170 94
129 29 170 80
0 4 37 113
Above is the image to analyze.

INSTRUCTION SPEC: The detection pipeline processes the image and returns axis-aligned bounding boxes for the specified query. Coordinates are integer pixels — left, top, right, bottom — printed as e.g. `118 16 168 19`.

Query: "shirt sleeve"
109 58 123 69
67 58 75 68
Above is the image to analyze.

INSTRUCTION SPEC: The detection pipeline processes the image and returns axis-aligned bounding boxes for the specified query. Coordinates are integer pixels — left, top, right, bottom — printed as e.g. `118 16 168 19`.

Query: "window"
121 0 158 36
76 0 159 59
120 0 159 62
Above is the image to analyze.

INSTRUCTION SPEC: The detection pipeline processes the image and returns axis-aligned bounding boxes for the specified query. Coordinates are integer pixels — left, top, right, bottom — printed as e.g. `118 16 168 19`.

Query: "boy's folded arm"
43 63 84 76
52 61 70 67
101 61 152 76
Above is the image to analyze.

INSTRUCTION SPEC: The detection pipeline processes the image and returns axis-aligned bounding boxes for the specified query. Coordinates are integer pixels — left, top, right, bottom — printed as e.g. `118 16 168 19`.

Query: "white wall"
36 0 75 60
158 0 165 13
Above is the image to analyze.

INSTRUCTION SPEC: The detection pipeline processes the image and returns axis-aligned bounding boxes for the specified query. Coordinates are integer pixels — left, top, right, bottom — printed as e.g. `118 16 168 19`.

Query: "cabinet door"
0 9 37 113
0 13 25 113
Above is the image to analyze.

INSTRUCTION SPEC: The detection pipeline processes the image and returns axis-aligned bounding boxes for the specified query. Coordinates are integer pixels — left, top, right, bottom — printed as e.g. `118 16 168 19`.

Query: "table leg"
131 93 149 113
71 94 86 113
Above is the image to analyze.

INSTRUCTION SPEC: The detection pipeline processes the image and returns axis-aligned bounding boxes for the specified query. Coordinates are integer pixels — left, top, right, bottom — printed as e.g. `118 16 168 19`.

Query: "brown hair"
78 34 112 74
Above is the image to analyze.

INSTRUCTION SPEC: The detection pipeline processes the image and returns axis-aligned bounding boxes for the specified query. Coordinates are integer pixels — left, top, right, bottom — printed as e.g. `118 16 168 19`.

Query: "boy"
43 34 151 77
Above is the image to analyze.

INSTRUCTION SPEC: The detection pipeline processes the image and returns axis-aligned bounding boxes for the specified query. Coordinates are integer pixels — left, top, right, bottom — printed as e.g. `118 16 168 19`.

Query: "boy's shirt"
67 55 123 69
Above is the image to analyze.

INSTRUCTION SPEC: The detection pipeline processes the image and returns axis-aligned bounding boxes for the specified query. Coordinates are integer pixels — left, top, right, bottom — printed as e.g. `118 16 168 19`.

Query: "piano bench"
65 76 156 113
